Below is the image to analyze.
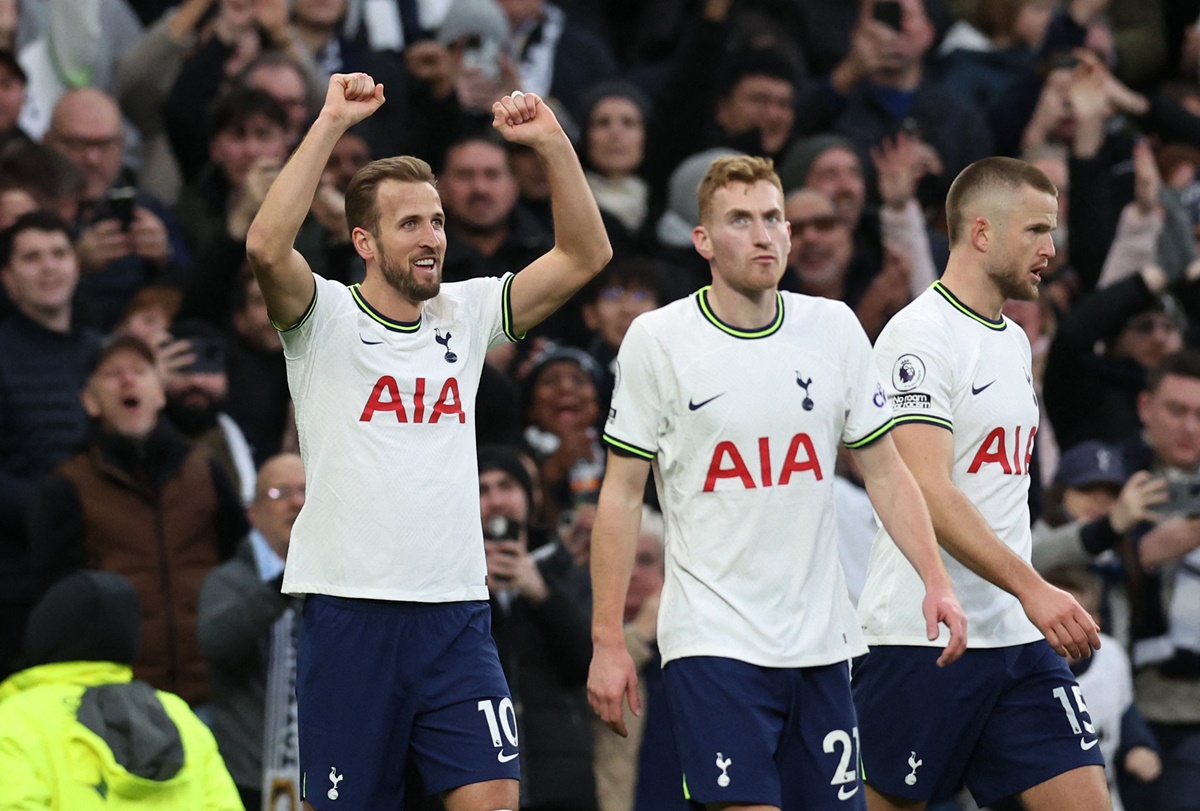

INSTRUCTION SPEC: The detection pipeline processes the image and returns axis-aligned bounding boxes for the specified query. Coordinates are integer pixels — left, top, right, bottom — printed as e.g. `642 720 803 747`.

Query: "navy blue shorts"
852 641 1105 807
663 656 866 810
296 597 518 810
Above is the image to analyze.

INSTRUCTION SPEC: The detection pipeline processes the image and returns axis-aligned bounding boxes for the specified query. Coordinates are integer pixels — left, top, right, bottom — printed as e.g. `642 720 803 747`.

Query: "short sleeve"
838 306 895 449
278 274 339 359
872 311 957 432
602 319 664 459
464 273 520 349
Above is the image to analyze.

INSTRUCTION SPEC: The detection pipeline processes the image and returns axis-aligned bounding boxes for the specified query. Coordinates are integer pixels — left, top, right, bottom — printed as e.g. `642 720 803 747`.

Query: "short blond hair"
697 155 784 223
945 157 1057 246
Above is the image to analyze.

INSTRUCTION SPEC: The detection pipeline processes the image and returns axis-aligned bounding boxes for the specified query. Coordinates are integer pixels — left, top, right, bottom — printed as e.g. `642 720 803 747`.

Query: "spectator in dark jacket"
199 453 305 811
0 212 101 678
478 444 596 811
27 334 247 707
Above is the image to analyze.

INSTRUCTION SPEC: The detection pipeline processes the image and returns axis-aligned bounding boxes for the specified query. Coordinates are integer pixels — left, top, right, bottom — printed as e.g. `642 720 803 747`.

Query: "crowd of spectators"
5 0 1200 808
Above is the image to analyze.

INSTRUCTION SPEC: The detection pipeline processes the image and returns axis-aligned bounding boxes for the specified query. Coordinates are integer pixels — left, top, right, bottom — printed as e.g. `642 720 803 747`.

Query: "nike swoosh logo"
837 784 859 800
1080 738 1099 750
497 750 519 763
688 393 725 411
360 335 384 345
971 380 995 395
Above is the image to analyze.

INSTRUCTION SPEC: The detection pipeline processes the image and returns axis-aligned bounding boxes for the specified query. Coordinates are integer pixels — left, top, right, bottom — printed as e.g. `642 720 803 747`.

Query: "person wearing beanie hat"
476 442 596 810
244 66 611 809
0 569 243 809
580 81 653 234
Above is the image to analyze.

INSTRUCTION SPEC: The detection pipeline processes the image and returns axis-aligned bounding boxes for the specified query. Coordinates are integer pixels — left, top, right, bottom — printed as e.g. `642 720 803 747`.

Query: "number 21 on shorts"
824 726 862 800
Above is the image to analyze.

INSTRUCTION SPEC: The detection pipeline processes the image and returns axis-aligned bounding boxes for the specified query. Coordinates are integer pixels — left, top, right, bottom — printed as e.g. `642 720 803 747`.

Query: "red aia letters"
360 376 465 423
704 434 823 491
967 426 1037 475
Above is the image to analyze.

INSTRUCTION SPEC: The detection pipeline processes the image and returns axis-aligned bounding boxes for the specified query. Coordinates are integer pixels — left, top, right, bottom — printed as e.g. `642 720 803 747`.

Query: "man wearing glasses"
200 453 308 811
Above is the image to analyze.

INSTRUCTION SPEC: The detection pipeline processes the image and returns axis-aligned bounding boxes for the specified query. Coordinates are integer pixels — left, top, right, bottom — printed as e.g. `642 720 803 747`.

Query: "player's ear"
352 226 376 262
970 216 989 253
692 225 714 260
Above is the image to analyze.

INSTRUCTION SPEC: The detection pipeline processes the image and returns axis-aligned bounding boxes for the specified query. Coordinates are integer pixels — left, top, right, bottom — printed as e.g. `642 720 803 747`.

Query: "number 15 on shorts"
1053 686 1099 750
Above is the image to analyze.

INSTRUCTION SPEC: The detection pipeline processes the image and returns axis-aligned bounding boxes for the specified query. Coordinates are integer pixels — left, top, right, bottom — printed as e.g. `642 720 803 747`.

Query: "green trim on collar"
931 281 1006 330
351 285 422 332
695 286 785 339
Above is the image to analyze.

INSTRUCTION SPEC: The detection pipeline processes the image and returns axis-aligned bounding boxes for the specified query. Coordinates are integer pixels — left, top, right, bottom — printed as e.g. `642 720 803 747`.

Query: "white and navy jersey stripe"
604 287 891 668
859 281 1042 649
280 273 517 601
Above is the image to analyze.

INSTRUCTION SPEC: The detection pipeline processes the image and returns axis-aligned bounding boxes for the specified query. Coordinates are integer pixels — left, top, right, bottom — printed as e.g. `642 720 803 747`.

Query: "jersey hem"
862 630 1044 648
281 582 491 602
661 642 868 669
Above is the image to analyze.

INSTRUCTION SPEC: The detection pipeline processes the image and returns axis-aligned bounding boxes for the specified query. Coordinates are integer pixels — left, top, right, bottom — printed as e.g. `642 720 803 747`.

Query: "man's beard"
164 390 222 437
380 250 440 302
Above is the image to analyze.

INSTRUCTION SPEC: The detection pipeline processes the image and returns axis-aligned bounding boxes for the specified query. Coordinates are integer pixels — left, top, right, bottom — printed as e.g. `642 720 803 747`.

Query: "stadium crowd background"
3 0 1200 808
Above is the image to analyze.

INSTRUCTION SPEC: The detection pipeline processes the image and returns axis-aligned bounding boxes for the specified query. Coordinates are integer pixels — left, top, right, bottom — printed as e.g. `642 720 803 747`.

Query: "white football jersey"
280 274 516 601
604 287 893 668
859 281 1042 648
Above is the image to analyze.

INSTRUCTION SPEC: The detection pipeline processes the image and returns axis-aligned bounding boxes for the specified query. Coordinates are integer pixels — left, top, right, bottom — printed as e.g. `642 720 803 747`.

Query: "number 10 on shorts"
478 698 520 756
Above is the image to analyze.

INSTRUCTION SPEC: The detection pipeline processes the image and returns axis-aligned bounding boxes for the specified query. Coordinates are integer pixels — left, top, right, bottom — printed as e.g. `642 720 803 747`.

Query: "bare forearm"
540 133 612 273
247 113 345 265
867 472 948 590
590 483 643 647
925 479 1041 598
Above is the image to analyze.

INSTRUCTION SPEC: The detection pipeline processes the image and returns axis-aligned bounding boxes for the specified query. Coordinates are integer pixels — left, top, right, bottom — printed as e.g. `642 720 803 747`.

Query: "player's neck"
705 281 778 329
939 260 1006 321
357 277 425 323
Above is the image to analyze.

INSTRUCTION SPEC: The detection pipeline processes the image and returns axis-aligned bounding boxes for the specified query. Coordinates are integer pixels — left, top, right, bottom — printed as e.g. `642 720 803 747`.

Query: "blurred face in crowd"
1062 484 1119 523
233 275 283 353
785 189 851 291
696 179 790 296
0 61 25 135
325 132 372 193
508 145 551 202
869 0 935 77
83 347 165 439
245 63 312 144
1014 0 1055 49
479 468 531 529
248 454 306 558
440 140 518 234
1114 310 1183 370
44 88 125 200
1138 373 1200 470
209 113 289 189
805 147 866 227
560 503 596 566
2 227 78 322
526 359 599 436
497 0 543 26
582 280 658 350
715 75 795 156
624 526 664 622
292 0 348 29
587 96 644 178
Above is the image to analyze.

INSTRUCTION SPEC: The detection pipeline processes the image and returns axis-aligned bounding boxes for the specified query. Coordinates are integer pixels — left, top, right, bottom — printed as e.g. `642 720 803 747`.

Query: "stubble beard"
379 250 441 302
